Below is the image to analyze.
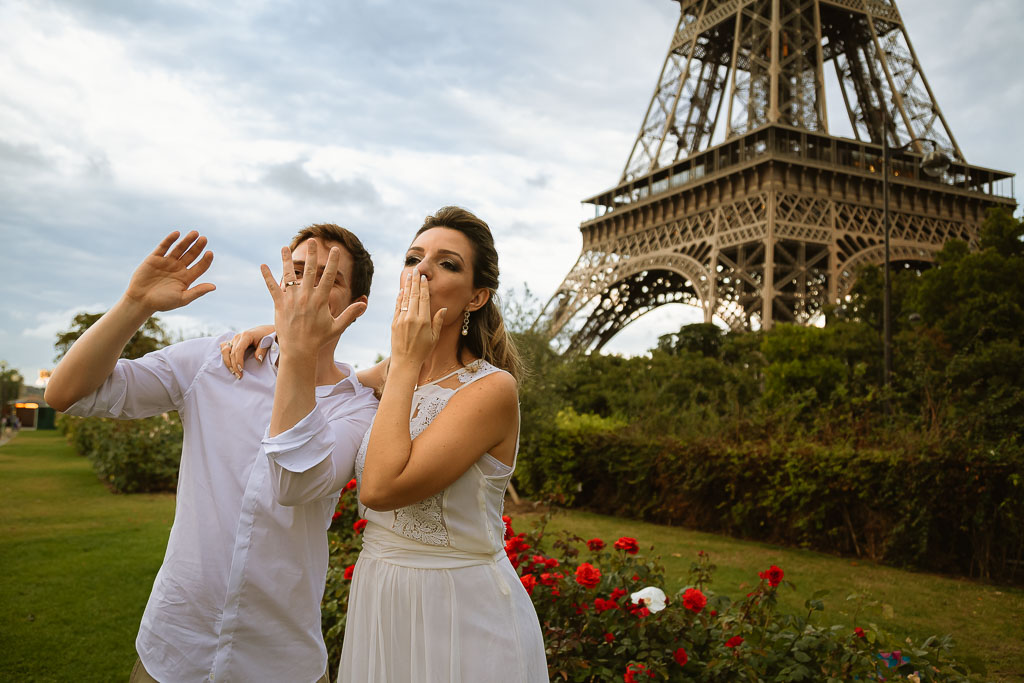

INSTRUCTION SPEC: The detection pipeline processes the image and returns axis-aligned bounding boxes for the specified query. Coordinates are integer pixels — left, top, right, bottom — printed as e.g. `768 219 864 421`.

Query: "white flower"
630 586 667 613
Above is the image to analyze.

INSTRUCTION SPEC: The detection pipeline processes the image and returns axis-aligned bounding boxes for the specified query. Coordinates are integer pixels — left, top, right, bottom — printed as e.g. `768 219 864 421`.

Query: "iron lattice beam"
543 0 1013 354
622 0 964 184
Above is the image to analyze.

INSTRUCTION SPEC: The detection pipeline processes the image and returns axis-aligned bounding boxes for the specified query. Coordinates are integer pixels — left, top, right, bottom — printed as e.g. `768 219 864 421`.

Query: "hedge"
514 410 1024 584
56 413 182 493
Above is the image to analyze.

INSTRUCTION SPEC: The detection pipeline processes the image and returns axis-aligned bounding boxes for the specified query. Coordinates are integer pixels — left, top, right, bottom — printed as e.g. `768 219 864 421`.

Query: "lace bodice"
354 360 516 551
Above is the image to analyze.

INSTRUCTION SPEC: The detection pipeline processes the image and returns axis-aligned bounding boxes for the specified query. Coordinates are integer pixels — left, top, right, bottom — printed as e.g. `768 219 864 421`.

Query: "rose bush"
320 490 985 681
506 515 986 682
320 479 363 666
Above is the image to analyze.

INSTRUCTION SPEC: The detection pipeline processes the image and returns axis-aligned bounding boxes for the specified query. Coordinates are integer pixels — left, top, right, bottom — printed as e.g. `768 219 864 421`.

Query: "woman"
227 207 547 682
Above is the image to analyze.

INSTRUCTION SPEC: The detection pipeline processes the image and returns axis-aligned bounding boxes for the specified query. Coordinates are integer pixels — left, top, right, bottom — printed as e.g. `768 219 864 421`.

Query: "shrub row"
56 413 182 493
514 410 1024 584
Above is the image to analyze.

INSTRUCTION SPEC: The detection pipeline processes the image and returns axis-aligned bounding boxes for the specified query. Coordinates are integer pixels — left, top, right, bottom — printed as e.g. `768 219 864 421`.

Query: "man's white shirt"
65 333 377 682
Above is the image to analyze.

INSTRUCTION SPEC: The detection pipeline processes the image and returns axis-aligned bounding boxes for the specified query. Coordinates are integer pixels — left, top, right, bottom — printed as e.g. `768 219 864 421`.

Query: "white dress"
337 360 548 683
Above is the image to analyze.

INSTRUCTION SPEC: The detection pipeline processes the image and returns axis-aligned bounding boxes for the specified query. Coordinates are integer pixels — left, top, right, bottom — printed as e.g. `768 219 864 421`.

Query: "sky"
1 0 1021 386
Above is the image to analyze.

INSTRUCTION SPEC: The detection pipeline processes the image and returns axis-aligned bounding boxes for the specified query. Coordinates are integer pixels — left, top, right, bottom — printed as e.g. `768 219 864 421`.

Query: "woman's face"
403 227 487 319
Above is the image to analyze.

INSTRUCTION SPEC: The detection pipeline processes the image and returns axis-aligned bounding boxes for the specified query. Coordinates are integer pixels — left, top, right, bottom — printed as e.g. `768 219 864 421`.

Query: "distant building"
10 386 55 430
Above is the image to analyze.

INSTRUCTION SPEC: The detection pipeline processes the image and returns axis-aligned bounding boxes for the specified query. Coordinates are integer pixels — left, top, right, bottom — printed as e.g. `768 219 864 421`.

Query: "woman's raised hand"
219 325 274 379
260 240 365 358
391 268 446 369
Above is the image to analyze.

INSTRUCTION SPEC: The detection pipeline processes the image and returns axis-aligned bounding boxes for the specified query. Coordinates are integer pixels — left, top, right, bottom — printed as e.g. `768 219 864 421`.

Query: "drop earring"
461 310 470 336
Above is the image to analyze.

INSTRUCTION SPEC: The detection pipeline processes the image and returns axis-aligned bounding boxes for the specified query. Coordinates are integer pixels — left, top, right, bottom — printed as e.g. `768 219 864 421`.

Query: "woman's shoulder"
356 358 389 396
454 360 518 404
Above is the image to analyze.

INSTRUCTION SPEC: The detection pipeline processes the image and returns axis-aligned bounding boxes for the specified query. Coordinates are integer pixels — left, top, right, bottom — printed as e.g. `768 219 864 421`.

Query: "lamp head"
921 149 951 177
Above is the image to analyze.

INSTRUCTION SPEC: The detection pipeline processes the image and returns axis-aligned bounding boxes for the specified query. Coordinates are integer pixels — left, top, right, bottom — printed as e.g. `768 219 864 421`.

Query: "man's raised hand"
125 231 216 312
260 240 365 356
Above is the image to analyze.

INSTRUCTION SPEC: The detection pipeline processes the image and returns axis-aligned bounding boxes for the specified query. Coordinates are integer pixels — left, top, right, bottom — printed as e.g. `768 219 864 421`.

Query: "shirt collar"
259 333 356 397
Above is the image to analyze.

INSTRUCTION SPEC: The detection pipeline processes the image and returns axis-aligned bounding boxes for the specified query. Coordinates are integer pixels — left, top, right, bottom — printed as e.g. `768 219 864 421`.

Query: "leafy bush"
514 414 1024 583
56 413 182 493
321 479 363 667
507 516 986 682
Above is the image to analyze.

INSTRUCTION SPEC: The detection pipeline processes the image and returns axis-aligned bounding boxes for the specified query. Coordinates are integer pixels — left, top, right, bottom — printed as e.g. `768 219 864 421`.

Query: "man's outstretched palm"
126 231 216 312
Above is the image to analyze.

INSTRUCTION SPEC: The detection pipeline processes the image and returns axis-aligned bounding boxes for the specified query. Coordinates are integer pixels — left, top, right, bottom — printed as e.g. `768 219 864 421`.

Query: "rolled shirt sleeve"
262 368 377 506
262 406 333 473
62 337 214 420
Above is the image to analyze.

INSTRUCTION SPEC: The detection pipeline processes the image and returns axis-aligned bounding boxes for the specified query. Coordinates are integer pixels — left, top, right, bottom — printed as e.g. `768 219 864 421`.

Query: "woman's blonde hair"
417 206 523 382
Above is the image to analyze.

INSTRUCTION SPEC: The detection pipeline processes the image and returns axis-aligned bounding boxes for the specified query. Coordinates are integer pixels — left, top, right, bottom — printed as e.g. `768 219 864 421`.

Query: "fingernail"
420 275 426 283
236 364 242 373
256 353 263 361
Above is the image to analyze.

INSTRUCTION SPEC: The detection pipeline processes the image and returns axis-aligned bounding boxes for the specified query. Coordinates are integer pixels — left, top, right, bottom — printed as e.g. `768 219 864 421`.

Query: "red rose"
352 519 367 534
710 609 718 616
725 635 743 648
760 564 784 587
614 537 639 554
345 478 357 491
574 601 589 614
609 587 627 602
539 572 563 587
574 562 601 589
629 605 650 619
587 538 605 551
544 557 559 568
854 627 866 639
343 564 355 580
604 632 615 643
673 647 688 667
593 597 618 613
331 510 343 522
502 515 514 540
505 534 530 555
623 662 654 682
520 574 537 595
682 587 707 614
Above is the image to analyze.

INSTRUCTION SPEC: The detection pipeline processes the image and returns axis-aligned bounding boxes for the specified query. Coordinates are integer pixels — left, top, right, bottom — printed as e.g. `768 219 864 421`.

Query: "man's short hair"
289 224 373 299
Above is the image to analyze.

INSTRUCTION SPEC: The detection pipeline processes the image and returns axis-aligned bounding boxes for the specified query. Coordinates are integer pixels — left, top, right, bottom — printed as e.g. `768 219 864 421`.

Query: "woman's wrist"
386 358 420 385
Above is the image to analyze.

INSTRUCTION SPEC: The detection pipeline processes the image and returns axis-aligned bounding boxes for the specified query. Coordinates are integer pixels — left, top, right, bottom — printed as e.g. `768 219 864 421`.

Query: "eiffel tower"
538 0 1015 354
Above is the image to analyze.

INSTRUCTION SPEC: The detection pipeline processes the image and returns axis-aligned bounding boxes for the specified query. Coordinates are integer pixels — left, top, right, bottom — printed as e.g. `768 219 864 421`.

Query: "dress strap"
451 360 502 394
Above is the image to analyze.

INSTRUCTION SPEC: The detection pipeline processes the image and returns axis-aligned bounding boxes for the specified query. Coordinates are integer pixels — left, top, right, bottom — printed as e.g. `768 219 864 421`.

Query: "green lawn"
2 431 1022 681
0 431 175 682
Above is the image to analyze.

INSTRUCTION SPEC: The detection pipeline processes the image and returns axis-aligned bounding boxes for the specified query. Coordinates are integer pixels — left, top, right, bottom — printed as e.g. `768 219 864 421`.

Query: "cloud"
525 172 550 189
0 139 50 171
21 304 107 342
260 159 382 205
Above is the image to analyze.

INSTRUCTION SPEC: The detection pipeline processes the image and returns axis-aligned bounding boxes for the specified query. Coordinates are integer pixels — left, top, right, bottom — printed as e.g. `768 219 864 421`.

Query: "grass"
2 431 1022 681
0 431 175 682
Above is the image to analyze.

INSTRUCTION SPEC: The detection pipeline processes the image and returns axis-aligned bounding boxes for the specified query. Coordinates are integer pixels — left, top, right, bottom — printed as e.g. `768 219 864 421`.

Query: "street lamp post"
881 133 951 390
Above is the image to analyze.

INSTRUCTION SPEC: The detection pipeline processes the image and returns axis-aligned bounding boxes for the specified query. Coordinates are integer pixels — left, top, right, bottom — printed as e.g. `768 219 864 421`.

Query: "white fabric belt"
360 522 506 570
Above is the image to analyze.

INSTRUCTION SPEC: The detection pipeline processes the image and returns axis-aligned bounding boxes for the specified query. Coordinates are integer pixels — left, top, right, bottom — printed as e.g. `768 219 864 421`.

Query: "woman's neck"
417 327 467 385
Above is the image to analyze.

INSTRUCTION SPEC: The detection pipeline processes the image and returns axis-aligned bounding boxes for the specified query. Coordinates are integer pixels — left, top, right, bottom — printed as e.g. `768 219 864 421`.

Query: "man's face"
288 237 359 317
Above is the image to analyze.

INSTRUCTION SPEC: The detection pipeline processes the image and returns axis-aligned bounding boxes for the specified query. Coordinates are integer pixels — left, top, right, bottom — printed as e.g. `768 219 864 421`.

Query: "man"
45 226 378 682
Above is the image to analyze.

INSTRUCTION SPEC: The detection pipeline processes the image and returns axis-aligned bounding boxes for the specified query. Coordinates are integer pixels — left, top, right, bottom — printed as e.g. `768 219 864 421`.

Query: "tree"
1 360 23 415
656 322 725 357
53 313 173 362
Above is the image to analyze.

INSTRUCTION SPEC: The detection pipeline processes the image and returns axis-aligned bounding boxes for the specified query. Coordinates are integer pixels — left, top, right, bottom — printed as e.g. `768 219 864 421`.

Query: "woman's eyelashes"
403 255 461 272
